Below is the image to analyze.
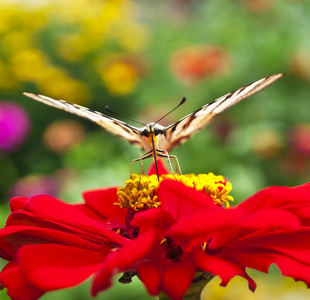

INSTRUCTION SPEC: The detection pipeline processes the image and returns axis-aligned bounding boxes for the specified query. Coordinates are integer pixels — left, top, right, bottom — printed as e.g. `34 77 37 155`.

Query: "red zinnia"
1 162 310 300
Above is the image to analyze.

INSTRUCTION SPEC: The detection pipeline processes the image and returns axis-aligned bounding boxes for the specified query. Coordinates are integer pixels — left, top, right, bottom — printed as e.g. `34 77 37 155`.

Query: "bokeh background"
1 0 310 299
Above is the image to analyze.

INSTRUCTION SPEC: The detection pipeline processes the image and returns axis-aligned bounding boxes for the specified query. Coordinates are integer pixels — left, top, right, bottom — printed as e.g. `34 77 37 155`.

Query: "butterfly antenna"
105 106 147 126
154 97 186 125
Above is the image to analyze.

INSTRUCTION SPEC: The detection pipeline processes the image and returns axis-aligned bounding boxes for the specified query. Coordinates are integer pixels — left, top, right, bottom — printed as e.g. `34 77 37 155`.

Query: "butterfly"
23 73 283 174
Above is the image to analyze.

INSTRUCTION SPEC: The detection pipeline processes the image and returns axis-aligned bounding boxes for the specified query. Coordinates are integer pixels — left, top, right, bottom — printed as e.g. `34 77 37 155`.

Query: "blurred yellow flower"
57 0 148 61
56 0 125 61
52 0 125 23
0 5 46 33
10 48 48 81
2 31 32 56
37 68 91 104
0 61 19 90
0 0 145 99
116 21 149 51
202 271 310 300
0 7 24 34
101 61 139 95
58 34 100 62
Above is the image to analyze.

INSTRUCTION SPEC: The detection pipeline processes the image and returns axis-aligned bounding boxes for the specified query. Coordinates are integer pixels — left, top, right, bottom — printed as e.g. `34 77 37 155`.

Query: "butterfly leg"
157 149 182 177
158 151 182 175
170 155 182 175
130 150 153 177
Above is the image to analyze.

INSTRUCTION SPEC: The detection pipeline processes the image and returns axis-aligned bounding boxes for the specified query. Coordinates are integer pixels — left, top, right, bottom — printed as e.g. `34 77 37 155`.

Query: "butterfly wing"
22 92 143 148
164 73 284 151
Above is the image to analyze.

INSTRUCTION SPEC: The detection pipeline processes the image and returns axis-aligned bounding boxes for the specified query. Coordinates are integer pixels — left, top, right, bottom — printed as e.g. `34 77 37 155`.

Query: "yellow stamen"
160 238 168 245
201 242 207 251
117 173 234 211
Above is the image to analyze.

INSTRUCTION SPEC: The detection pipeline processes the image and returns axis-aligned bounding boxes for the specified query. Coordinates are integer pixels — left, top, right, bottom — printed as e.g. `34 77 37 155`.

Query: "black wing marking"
164 73 284 151
22 92 143 148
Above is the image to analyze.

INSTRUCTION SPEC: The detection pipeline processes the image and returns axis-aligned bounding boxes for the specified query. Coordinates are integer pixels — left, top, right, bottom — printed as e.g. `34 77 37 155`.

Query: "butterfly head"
140 123 166 137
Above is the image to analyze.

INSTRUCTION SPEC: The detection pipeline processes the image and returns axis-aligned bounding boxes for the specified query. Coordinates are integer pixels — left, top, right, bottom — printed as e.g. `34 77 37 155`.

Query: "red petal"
0 248 12 261
293 182 310 193
136 263 160 296
0 225 101 258
158 180 215 220
161 256 196 300
218 229 310 287
196 250 257 291
131 208 174 234
5 210 123 247
208 209 300 249
90 264 113 296
25 195 127 246
239 183 310 214
73 204 106 221
138 254 196 300
92 231 158 296
6 210 66 229
9 197 28 212
17 244 106 290
0 260 44 300
83 188 127 224
168 209 238 250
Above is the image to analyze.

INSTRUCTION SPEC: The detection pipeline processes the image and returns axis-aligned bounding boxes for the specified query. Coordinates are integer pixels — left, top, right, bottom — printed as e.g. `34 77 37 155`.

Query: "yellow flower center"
117 173 234 211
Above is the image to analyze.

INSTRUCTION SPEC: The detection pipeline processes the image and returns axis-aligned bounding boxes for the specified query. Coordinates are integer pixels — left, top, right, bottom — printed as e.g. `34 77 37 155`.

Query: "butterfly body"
139 122 167 152
23 73 284 156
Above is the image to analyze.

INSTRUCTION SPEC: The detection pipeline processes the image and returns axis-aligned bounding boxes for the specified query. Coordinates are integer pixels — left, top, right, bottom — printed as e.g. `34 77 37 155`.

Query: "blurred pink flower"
0 102 31 152
9 175 61 198
289 124 310 156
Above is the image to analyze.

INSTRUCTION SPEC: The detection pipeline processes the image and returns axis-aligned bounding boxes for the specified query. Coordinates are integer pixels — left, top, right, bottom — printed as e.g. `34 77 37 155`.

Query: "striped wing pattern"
164 73 284 151
23 73 283 153
22 92 142 147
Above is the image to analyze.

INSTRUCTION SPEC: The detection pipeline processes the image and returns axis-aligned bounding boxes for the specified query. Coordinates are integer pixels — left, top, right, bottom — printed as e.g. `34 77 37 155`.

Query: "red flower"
91 180 310 300
0 190 128 300
169 45 231 84
2 162 310 300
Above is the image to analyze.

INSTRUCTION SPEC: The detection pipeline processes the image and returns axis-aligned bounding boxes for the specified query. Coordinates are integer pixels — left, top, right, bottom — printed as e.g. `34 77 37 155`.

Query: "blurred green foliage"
1 0 310 299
